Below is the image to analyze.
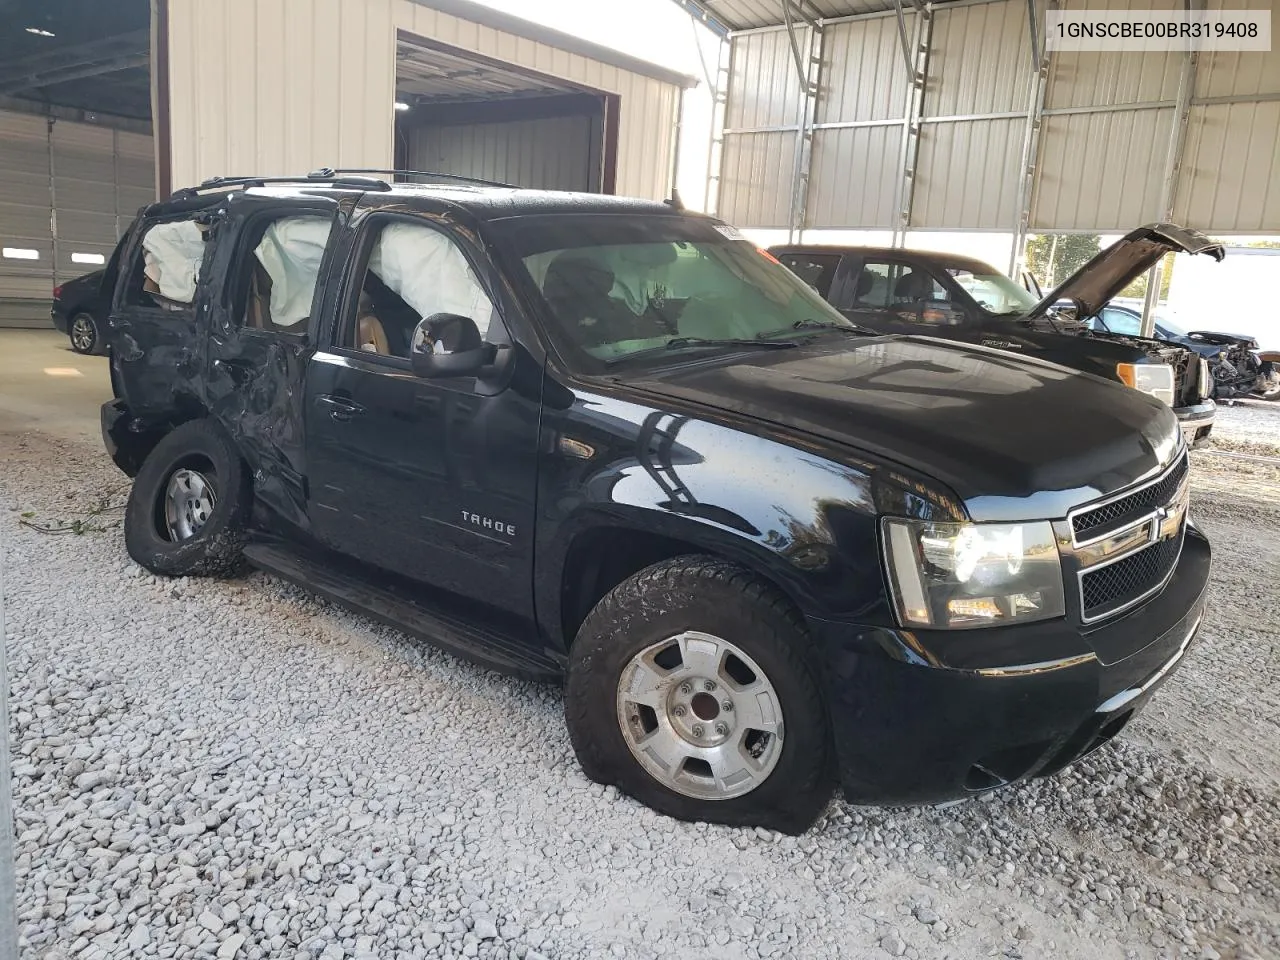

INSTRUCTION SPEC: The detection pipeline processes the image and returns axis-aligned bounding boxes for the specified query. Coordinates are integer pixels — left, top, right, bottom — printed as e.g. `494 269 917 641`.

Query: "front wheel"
565 556 834 834
69 312 100 354
124 420 252 577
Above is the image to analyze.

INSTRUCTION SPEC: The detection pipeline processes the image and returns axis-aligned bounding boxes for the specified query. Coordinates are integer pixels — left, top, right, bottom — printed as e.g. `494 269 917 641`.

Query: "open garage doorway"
393 32 618 194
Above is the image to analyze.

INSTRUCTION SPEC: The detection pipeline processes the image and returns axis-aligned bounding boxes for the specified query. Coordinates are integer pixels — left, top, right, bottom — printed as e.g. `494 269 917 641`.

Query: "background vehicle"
1089 304 1276 402
100 172 1210 834
51 268 110 354
773 225 1221 447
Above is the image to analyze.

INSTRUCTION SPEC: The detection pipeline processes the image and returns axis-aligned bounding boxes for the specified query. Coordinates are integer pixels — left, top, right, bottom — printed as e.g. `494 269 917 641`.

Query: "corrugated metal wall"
1173 0 1280 232
167 0 682 200
715 0 1280 235
809 16 904 228
0 109 155 313
407 114 600 191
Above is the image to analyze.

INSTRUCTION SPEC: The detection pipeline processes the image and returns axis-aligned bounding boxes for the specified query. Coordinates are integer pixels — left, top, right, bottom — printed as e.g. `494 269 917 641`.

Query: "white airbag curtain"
253 217 332 328
369 223 493 335
141 220 207 304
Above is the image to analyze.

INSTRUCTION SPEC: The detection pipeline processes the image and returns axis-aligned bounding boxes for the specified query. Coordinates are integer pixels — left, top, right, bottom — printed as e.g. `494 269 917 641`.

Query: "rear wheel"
124 420 252 577
565 556 834 834
69 312 100 354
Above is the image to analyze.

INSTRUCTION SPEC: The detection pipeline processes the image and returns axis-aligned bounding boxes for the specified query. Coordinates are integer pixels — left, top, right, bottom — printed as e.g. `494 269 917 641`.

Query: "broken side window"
126 219 211 312
343 220 497 359
241 215 334 333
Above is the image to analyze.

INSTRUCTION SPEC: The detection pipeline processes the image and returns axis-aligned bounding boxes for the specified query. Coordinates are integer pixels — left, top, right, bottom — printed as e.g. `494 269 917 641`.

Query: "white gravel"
3 415 1279 960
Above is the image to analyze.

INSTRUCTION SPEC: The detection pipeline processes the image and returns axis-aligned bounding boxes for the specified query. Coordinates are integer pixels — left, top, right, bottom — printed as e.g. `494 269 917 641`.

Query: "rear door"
107 203 222 419
201 192 350 530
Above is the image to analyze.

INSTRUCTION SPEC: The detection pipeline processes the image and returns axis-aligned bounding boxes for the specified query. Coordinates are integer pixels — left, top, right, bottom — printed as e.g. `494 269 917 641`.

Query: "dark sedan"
51 268 110 354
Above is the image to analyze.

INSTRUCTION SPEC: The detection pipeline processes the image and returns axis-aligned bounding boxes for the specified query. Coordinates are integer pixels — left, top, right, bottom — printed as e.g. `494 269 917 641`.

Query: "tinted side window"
236 214 334 334
890 265 949 304
123 219 213 313
341 219 498 360
776 253 841 298
849 261 899 309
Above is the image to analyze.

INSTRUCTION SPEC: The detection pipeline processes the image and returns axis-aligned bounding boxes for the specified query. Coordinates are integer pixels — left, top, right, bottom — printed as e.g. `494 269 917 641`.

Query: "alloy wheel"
615 630 784 800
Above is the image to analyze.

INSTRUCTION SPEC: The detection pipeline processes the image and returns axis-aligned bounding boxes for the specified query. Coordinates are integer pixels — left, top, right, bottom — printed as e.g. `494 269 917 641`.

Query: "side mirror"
410 313 494 379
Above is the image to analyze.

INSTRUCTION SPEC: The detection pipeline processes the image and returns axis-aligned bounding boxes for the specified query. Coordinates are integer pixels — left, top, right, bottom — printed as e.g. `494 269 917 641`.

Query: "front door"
304 206 541 621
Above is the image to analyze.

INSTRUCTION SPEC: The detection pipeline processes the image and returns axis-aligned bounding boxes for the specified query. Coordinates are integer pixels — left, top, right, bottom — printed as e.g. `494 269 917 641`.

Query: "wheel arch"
552 515 811 651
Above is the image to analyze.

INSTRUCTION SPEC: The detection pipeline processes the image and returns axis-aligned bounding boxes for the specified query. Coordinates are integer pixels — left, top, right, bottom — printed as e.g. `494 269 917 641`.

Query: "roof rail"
168 167 518 200
169 171 393 199
319 167 518 189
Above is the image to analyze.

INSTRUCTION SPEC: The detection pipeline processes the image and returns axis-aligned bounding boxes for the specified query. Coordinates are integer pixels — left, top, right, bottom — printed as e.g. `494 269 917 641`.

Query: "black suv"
772 225 1220 447
100 172 1210 833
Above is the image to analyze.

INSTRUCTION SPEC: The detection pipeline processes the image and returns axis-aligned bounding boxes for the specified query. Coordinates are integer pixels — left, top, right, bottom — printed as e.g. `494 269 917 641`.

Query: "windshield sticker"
714 224 745 242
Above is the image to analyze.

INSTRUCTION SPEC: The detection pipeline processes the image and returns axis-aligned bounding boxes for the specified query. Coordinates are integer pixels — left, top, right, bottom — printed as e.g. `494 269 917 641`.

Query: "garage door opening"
394 32 618 194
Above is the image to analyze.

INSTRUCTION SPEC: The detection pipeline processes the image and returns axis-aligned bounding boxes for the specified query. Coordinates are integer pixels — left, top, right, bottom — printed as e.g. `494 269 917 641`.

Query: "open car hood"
1024 223 1225 322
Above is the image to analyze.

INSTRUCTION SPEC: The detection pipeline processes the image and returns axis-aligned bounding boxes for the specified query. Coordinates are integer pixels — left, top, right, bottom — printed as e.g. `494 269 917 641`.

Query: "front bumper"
809 524 1211 805
1174 399 1214 448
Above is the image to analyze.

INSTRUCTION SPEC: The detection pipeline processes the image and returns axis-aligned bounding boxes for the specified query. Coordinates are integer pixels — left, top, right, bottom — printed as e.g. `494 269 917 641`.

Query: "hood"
623 336 1182 522
1185 330 1259 350
1026 223 1225 322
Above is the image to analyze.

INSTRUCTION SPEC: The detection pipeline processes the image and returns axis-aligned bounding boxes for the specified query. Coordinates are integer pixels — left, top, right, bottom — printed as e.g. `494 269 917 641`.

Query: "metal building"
682 0 1280 262
162 0 694 200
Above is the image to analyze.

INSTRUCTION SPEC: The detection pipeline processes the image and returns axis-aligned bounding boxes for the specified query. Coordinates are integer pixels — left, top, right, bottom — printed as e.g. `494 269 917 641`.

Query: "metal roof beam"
0 55 150 96
0 30 149 93
668 0 734 38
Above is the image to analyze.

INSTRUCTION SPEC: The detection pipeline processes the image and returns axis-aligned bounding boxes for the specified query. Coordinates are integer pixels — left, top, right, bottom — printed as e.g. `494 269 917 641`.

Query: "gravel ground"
4 408 1279 960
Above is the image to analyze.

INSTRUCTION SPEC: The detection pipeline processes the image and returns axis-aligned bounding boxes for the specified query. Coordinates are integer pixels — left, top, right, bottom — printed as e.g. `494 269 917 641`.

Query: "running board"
242 541 563 682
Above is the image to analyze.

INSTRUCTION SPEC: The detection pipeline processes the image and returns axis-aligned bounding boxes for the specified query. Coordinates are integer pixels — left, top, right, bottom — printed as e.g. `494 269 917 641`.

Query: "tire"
565 556 834 834
124 419 252 578
68 312 100 354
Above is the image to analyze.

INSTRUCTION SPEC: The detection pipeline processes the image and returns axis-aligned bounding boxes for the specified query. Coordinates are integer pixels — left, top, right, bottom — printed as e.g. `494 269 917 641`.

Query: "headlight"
882 519 1065 629
1197 356 1212 400
1116 362 1175 406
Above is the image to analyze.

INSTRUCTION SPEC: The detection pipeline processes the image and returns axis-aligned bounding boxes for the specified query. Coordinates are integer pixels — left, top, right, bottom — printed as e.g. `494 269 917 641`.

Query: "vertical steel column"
704 36 732 216
1010 0 1052 275
891 1 932 247
788 23 824 244
1142 0 1200 337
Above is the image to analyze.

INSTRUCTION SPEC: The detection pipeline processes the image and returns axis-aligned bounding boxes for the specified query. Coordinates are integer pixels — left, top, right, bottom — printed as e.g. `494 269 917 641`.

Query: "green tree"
1118 252 1176 301
1024 234 1100 288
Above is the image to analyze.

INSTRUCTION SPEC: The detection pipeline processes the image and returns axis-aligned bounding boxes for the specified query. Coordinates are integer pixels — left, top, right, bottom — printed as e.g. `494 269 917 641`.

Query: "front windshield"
946 266 1040 316
492 214 857 367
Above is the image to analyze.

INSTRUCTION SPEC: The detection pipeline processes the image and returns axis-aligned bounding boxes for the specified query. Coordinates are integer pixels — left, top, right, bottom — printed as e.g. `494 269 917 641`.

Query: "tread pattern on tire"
565 554 835 835
124 419 252 579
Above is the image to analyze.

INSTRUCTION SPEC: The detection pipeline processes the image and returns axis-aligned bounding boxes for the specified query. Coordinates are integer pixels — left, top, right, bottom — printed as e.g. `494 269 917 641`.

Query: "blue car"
1089 305 1276 400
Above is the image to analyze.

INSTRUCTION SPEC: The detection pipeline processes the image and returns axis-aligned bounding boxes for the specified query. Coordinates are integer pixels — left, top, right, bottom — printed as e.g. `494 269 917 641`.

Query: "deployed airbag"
370 223 493 335
141 220 207 303
253 216 331 328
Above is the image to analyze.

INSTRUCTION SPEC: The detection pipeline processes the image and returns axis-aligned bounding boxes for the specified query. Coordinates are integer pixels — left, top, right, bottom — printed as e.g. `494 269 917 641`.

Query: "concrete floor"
0 330 112 444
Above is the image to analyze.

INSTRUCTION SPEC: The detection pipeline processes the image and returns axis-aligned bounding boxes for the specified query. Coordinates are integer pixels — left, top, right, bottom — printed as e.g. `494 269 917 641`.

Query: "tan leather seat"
357 311 390 355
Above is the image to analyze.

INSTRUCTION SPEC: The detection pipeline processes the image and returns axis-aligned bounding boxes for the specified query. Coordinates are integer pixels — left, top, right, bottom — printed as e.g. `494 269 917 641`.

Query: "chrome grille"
1080 531 1184 620
1072 454 1188 541
1067 451 1190 623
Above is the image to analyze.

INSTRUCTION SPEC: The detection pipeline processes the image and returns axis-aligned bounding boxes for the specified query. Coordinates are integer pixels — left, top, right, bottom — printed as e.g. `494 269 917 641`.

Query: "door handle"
317 395 366 422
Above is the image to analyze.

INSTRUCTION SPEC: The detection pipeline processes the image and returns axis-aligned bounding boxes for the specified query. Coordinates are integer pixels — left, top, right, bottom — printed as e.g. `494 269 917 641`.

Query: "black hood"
622 336 1182 523
1026 223 1225 322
